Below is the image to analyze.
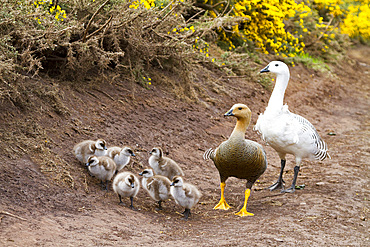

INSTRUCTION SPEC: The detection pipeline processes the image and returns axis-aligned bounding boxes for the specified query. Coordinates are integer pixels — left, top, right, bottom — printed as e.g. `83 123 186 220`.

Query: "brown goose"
204 104 268 216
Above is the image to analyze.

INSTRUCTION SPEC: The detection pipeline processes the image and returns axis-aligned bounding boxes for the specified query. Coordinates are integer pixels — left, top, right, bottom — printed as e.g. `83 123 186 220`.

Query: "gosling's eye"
238 107 242 110
275 64 279 67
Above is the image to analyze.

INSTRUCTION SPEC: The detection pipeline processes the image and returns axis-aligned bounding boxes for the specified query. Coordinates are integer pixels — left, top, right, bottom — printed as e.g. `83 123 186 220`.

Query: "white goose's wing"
287 111 329 160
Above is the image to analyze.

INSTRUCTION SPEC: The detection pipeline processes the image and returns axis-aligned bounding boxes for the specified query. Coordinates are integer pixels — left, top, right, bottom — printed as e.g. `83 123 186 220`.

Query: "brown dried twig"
85 15 113 41
82 0 110 42
0 211 27 221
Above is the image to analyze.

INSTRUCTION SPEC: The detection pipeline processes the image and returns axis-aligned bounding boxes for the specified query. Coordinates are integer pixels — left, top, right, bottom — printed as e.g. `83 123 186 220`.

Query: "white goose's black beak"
260 65 270 73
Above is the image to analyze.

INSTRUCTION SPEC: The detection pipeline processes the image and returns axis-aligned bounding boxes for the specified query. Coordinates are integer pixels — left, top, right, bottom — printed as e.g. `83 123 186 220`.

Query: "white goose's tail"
203 148 215 161
315 139 331 160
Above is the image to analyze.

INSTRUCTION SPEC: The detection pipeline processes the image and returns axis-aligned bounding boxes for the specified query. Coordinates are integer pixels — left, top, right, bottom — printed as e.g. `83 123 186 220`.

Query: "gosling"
86 155 116 190
170 176 201 220
149 147 184 180
107 146 135 173
139 168 171 210
73 139 108 163
113 172 140 210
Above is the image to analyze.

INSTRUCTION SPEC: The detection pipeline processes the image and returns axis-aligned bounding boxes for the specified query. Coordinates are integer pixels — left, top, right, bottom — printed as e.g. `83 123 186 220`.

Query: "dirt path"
0 47 369 246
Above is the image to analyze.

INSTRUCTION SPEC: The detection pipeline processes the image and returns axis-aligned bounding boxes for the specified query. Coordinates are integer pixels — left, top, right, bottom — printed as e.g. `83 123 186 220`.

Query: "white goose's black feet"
267 180 284 191
281 186 295 193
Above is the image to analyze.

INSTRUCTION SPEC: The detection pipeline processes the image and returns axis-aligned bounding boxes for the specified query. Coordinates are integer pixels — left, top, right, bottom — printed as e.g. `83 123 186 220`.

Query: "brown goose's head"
224 104 251 121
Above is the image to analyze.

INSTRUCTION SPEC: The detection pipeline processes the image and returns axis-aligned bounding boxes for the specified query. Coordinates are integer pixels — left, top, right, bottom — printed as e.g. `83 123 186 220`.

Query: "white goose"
255 61 330 193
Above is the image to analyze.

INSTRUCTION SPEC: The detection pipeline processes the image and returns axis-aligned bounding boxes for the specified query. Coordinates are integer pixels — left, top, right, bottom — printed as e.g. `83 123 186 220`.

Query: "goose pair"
204 61 330 216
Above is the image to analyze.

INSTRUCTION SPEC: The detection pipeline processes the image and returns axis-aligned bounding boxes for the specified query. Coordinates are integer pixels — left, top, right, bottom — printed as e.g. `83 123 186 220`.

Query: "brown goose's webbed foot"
267 159 286 191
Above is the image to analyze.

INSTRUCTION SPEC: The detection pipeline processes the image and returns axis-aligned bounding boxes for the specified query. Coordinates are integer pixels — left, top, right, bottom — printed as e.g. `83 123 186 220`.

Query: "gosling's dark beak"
131 183 135 188
139 172 143 176
131 153 136 157
104 146 107 150
224 108 234 117
170 182 175 186
260 65 270 73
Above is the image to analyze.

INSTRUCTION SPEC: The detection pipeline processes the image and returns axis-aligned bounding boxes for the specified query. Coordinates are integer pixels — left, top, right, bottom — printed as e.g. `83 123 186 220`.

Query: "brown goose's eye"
238 107 242 110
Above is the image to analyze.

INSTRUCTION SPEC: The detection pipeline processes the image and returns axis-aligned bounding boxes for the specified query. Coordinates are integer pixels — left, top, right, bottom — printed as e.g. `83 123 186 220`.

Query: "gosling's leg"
183 208 191 220
214 182 230 210
235 188 254 217
156 201 163 211
105 180 109 191
282 165 300 193
129 196 137 211
118 195 123 205
267 159 286 191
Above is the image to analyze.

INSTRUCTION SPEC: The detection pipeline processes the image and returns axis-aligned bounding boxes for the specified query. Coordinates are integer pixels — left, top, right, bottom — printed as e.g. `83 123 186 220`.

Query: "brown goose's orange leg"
214 182 230 210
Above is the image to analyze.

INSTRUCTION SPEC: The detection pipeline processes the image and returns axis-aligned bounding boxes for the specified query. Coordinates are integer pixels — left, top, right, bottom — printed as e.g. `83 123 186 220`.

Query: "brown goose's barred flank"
204 104 268 217
256 61 330 193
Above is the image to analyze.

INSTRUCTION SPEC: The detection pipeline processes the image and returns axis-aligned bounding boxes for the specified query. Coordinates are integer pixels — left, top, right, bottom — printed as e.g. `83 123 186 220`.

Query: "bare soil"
0 46 369 246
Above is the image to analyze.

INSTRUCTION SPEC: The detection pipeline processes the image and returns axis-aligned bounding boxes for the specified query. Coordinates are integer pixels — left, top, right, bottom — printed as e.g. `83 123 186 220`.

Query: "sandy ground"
0 46 369 246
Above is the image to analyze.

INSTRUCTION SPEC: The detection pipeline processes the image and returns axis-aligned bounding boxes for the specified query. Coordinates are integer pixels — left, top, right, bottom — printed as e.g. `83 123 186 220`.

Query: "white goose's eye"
275 64 279 67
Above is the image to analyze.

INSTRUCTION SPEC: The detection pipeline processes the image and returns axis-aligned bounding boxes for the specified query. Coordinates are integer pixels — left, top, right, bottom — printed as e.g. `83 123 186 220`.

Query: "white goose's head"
260 61 290 76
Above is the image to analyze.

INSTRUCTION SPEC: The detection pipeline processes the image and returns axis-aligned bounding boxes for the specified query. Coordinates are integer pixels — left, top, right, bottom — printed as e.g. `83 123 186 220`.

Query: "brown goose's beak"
224 108 234 117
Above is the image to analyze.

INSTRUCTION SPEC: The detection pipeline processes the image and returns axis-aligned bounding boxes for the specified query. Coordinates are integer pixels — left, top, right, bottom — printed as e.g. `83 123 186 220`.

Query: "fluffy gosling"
107 146 135 173
170 176 201 220
113 172 140 210
73 139 108 163
149 147 184 180
139 168 171 210
86 155 116 190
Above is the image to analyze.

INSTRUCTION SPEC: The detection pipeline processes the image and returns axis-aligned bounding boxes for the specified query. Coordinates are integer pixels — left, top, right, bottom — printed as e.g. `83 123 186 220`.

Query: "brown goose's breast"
214 140 267 181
